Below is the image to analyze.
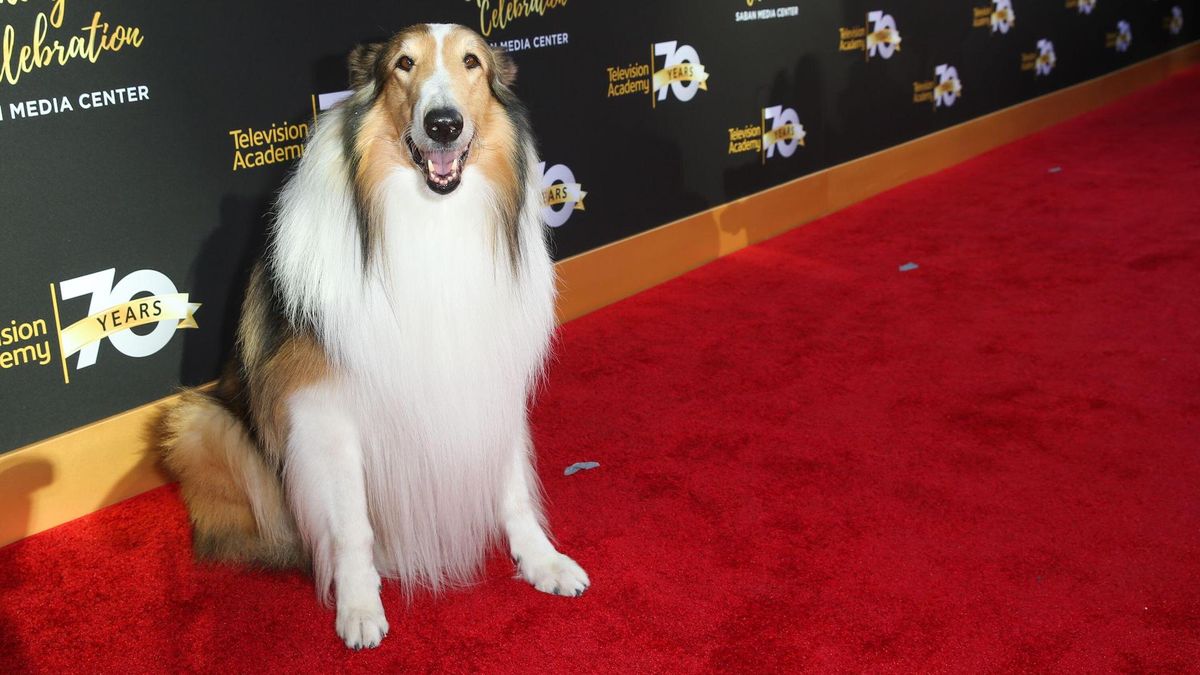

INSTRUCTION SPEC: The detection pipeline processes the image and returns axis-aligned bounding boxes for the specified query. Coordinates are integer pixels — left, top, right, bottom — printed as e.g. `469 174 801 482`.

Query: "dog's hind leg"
502 425 590 597
285 384 388 649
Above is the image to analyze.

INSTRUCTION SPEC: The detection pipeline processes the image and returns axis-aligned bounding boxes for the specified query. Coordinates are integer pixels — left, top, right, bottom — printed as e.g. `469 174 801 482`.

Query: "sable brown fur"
158 262 328 569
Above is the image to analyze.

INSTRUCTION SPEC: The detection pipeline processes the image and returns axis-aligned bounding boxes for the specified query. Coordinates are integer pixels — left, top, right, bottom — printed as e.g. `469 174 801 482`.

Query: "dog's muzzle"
407 107 471 195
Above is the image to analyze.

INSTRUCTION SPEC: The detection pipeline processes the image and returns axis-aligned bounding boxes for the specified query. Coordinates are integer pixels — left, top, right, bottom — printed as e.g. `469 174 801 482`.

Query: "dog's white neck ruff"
269 102 555 591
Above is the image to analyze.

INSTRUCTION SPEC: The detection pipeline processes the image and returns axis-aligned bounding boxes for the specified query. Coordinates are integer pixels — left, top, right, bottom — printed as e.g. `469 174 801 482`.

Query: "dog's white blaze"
414 23 474 150
429 23 452 63
270 101 557 596
426 22 451 105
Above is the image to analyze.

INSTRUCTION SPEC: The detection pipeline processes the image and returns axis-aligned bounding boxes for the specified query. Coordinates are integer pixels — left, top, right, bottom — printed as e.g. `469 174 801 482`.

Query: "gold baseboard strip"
0 396 175 548
3 42 1196 549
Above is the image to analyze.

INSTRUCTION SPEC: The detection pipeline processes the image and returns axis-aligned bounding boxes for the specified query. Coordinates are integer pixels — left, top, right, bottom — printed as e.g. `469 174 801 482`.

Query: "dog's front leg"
286 386 388 649
502 428 590 597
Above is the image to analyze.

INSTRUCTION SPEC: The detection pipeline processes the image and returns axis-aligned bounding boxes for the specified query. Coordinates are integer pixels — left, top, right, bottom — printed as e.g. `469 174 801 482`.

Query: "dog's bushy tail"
159 390 304 568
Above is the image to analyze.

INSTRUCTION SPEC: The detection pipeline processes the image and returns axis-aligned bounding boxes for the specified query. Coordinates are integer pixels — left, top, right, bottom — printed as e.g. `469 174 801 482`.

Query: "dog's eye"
397 55 415 72
464 54 481 70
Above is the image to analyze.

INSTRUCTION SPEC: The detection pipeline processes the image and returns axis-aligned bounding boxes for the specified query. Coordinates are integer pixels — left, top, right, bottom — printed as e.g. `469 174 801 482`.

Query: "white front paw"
336 594 389 650
517 551 590 597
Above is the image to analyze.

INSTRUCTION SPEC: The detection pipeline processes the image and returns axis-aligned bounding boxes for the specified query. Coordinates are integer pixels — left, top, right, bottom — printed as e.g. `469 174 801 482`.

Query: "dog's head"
347 23 518 196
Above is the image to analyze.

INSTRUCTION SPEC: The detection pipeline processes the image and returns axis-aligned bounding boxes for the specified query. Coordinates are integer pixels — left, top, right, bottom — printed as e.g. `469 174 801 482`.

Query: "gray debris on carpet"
1049 166 1062 173
899 262 919 272
564 461 600 476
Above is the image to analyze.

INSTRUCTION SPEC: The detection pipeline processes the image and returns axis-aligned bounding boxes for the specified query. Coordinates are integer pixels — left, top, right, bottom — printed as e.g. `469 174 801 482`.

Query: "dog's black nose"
424 108 463 143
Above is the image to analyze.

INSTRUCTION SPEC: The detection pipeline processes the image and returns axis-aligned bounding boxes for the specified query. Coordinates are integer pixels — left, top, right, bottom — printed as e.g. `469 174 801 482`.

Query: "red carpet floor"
3 68 1200 673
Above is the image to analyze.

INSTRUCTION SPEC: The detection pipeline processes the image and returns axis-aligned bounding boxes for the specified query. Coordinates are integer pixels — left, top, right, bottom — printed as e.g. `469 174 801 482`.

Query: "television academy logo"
839 11 902 60
605 41 710 107
539 161 586 228
224 91 347 173
1021 40 1056 77
228 120 309 171
0 317 53 371
914 65 962 109
1167 6 1183 35
973 1 1014 33
225 89 358 173
52 268 200 383
1066 0 1096 15
1107 21 1132 52
727 105 805 164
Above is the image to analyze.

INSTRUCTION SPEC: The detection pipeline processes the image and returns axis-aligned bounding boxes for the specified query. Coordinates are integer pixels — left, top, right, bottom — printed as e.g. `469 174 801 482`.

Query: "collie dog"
160 23 588 649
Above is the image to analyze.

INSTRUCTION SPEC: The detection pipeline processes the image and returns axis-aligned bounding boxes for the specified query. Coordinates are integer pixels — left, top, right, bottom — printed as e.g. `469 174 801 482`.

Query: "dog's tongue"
426 150 458 176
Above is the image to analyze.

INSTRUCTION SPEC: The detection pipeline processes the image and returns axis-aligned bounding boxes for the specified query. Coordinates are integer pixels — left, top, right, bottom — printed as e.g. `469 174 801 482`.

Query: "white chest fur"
271 113 555 586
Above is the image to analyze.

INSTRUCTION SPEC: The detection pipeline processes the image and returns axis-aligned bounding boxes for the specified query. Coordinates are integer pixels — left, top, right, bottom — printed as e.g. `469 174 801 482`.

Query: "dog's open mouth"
406 137 471 195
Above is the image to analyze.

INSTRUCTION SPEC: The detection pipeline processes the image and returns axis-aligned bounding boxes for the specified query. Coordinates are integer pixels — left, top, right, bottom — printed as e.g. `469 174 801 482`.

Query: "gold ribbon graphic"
59 293 200 357
762 123 805 148
991 9 1014 28
866 29 901 52
933 79 962 100
652 63 710 94
544 183 587 210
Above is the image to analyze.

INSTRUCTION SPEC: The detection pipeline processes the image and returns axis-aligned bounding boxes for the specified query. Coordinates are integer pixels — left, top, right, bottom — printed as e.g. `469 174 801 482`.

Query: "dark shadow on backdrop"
178 195 274 386
178 41 365 388
723 55 823 212
552 124 710 262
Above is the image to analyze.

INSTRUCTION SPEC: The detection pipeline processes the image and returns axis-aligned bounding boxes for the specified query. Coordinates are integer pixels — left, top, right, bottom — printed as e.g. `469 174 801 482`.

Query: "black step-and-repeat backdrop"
1 0 1196 453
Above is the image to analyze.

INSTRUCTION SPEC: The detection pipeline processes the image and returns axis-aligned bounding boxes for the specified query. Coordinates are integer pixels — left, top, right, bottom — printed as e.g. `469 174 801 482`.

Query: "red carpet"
3 68 1200 672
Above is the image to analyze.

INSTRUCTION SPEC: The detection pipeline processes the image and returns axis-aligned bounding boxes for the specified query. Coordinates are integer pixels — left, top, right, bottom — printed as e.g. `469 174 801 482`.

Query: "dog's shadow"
179 43 362 388
178 194 272 387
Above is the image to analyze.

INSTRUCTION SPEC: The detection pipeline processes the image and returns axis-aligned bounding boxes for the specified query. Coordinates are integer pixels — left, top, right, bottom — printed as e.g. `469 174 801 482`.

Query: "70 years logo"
728 104 805 164
605 39 710 106
934 65 962 108
52 268 200 382
762 105 804 160
2 268 200 384
839 11 902 60
652 41 710 105
539 161 587 229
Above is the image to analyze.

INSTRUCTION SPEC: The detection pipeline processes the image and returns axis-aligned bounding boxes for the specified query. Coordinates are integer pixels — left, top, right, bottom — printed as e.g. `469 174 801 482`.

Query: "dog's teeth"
427 159 434 174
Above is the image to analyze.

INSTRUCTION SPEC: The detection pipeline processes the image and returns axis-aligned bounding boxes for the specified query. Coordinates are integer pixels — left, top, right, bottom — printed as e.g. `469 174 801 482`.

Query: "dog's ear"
488 45 518 93
348 42 386 89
